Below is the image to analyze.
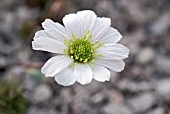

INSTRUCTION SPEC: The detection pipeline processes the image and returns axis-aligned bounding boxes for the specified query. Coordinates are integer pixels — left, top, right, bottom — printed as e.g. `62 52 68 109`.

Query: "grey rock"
85 81 104 94
15 6 39 28
27 107 37 114
106 90 124 104
137 47 155 64
33 84 52 103
117 79 138 92
4 66 24 81
0 12 15 31
117 79 154 93
147 107 165 114
27 108 59 114
128 43 140 55
150 13 170 36
130 66 142 77
102 103 132 114
95 0 115 15
17 47 32 63
71 102 90 114
118 0 151 24
16 7 33 21
80 0 96 9
71 85 91 114
22 74 37 91
110 71 119 83
90 91 106 104
156 79 170 101
155 55 170 73
0 0 19 9
0 28 20 55
0 57 6 66
137 82 154 91
22 74 37 102
60 89 73 103
128 93 155 113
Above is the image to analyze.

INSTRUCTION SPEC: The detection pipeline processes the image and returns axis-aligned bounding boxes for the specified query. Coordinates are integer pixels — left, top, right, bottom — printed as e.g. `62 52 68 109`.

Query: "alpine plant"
32 10 129 86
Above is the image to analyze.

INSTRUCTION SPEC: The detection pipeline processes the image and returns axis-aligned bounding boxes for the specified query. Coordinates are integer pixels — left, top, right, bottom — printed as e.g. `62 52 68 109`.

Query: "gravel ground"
0 0 170 114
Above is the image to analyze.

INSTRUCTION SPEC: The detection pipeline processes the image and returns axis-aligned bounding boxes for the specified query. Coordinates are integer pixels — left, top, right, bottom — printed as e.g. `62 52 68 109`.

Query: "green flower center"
63 30 103 64
69 38 93 63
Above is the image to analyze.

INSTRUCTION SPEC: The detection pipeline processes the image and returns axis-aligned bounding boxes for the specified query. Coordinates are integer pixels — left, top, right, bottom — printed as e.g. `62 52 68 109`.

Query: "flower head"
32 10 129 86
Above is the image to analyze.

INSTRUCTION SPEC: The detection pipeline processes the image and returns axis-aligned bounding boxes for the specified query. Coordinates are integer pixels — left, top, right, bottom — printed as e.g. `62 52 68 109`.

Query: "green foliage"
26 68 43 81
0 80 27 114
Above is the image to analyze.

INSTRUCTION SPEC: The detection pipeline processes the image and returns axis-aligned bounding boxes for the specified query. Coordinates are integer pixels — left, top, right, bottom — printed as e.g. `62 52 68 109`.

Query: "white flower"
32 10 129 86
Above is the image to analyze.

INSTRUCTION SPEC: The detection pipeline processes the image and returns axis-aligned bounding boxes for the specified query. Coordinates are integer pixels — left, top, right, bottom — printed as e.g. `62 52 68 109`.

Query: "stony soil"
0 0 170 114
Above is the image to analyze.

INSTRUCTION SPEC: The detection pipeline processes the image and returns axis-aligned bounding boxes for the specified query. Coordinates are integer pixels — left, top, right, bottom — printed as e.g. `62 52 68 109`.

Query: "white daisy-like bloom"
32 10 129 86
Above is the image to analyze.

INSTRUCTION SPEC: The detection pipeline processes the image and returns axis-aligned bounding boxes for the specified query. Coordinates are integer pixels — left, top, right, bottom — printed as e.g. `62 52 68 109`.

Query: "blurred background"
0 0 170 114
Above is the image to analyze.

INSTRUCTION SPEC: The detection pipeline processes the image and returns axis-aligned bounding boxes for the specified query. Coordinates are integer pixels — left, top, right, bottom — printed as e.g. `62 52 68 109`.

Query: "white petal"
74 63 92 85
63 13 83 37
92 65 110 82
95 43 129 60
32 36 66 54
33 30 50 40
54 66 76 86
91 17 111 42
95 59 125 72
100 27 123 44
42 19 69 41
77 10 97 33
41 55 73 77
